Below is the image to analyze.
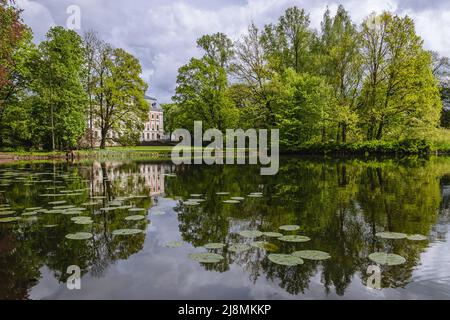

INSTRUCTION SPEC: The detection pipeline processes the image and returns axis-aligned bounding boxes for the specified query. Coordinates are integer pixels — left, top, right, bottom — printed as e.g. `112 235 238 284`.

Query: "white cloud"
17 0 450 102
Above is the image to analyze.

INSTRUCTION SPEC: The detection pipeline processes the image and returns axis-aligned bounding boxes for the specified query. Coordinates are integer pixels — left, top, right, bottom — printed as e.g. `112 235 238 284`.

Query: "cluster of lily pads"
366 231 428 266
0 172 151 241
163 223 332 265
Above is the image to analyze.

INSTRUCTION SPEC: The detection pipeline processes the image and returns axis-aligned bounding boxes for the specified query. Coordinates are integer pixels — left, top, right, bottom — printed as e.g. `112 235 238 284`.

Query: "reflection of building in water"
435 184 450 241
140 164 164 196
89 162 173 197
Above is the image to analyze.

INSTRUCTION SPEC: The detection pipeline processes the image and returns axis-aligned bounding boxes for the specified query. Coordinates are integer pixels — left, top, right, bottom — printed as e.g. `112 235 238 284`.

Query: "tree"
30 26 87 150
319 5 363 142
172 57 238 132
359 13 442 140
261 6 313 74
93 47 148 149
231 23 276 128
273 69 335 148
196 32 234 69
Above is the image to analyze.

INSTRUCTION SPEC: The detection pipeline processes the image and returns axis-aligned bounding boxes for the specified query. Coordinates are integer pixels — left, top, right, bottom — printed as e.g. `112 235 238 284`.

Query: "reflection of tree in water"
0 161 155 298
172 158 446 296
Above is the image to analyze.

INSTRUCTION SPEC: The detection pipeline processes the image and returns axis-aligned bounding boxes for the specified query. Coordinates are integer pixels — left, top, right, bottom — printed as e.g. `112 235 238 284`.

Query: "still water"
1 157 450 299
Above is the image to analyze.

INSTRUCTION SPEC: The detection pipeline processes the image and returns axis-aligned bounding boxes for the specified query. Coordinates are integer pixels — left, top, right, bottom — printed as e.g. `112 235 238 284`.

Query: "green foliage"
29 26 87 150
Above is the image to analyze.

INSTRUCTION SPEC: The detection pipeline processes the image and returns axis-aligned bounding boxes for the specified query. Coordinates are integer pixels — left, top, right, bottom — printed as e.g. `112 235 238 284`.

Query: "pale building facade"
141 96 165 142
91 95 165 146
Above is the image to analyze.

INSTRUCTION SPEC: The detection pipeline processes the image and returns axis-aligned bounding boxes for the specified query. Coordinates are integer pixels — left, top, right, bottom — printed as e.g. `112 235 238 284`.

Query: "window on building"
147 133 150 140
156 125 159 131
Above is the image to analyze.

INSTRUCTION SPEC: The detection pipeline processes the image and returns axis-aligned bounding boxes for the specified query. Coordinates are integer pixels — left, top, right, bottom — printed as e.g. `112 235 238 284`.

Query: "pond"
0 157 450 299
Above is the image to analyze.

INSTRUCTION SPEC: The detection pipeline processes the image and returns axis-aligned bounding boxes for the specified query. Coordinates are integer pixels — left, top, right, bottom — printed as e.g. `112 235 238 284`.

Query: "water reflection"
0 157 450 299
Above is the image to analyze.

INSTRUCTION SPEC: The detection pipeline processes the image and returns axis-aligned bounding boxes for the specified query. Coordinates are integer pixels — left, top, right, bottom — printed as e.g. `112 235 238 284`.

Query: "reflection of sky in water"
2 159 450 299
29 201 450 300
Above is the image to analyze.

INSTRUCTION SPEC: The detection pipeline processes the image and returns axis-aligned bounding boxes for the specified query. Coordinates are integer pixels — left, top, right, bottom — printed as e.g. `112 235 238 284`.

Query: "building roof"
145 95 162 112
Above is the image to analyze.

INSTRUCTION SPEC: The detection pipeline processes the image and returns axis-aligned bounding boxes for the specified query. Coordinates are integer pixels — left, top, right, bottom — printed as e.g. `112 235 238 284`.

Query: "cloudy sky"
16 0 450 102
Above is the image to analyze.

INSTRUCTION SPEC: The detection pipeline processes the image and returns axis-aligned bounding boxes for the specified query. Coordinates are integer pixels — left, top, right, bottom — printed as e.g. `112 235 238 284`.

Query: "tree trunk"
376 122 383 140
100 128 107 149
341 123 347 143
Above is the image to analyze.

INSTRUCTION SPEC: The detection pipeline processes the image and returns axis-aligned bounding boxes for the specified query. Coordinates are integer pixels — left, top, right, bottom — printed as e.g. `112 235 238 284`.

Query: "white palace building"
92 95 166 146
141 96 165 142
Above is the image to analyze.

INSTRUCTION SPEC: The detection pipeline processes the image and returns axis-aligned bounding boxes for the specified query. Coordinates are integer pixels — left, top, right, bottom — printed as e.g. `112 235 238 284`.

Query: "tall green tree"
93 47 148 149
360 13 441 140
30 26 87 150
319 5 363 142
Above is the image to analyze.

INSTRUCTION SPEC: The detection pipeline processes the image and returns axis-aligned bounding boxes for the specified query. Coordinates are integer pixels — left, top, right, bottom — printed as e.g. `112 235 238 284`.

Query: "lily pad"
43 224 58 228
216 192 230 195
247 194 263 198
204 243 225 249
49 201 66 205
165 241 184 248
228 243 251 253
278 235 311 243
0 211 15 216
279 225 300 231
188 252 224 264
368 252 406 266
376 232 407 240
268 254 304 266
223 200 240 204
263 232 283 238
407 234 428 241
190 194 202 197
292 250 331 261
22 211 39 216
230 197 245 201
184 201 200 206
25 207 43 211
65 232 93 240
238 230 263 238
0 217 21 223
125 215 146 221
112 229 143 236
128 208 146 213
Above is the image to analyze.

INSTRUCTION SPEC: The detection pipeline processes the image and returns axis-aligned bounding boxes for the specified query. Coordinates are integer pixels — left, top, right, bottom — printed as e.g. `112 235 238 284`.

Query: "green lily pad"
0 217 21 223
73 219 93 225
278 235 311 243
407 234 428 241
216 192 230 195
49 201 66 205
204 243 225 249
292 250 331 260
43 224 58 228
22 211 39 216
165 241 184 248
128 208 146 212
268 254 304 266
238 230 263 238
125 215 146 221
190 194 202 197
54 205 76 210
112 229 143 236
188 252 224 264
184 201 200 206
228 243 251 253
376 232 407 239
223 200 240 204
25 207 43 211
65 232 93 240
230 197 245 201
247 194 263 198
368 252 406 266
0 211 15 216
263 232 283 238
279 225 300 231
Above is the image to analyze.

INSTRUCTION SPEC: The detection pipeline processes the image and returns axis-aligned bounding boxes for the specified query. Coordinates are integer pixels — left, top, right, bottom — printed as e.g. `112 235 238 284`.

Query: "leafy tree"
273 69 336 148
197 32 234 69
172 57 238 132
261 7 313 74
359 13 442 140
93 47 148 149
29 26 87 150
319 5 363 142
